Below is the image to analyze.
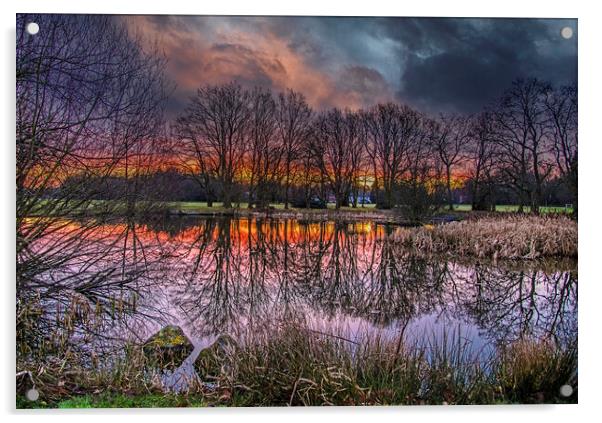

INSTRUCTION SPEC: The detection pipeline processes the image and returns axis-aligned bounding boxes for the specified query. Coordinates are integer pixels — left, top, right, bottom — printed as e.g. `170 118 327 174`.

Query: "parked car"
291 195 327 209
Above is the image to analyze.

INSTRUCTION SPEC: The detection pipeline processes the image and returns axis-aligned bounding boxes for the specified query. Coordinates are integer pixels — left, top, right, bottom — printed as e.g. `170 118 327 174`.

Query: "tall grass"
193 322 577 406
496 338 578 403
392 215 577 259
18 319 577 407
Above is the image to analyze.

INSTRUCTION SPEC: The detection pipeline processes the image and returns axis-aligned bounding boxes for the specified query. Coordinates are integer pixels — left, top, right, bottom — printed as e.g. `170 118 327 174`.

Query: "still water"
30 216 577 381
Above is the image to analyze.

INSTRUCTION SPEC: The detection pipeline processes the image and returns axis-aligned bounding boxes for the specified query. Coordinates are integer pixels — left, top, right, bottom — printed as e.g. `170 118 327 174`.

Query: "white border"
2 1 600 423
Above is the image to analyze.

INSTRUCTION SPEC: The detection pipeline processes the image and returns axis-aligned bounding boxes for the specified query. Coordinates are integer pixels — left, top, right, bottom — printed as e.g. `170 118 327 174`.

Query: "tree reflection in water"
25 216 576 359
154 217 577 353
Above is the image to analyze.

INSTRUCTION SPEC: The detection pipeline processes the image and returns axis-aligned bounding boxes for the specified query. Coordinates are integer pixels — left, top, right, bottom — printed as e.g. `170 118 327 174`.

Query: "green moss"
146 326 190 348
143 325 194 370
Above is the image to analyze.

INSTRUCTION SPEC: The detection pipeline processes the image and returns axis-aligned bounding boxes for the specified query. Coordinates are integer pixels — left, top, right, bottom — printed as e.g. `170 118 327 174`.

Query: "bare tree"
492 78 554 214
17 15 169 218
399 116 445 220
276 90 313 209
173 119 218 207
16 14 170 357
310 109 362 209
246 87 281 208
466 112 498 211
362 103 422 209
545 84 578 215
432 114 472 210
296 127 323 208
175 83 250 208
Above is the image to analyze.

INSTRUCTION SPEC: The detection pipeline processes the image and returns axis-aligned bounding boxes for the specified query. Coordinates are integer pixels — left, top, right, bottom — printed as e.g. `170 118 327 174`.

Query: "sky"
124 15 578 118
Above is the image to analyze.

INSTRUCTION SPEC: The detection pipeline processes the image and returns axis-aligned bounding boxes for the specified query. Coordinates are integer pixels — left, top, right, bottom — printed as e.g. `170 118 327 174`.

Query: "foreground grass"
194 324 577 406
18 322 577 407
17 393 207 409
393 214 577 259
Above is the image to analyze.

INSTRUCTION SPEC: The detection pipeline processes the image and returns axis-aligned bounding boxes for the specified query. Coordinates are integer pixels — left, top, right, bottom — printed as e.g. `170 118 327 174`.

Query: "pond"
23 216 577 390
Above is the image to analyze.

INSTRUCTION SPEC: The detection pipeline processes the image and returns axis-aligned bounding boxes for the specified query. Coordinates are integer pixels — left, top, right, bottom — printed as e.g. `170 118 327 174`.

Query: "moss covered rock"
193 334 239 378
143 325 194 370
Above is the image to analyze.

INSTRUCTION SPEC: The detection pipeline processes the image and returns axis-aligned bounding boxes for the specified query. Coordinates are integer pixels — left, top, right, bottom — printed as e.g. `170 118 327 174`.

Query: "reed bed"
392 215 577 259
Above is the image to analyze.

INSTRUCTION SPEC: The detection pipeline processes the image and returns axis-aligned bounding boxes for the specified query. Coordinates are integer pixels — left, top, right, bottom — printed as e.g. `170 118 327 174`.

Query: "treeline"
57 167 575 212
167 79 576 215
25 15 577 217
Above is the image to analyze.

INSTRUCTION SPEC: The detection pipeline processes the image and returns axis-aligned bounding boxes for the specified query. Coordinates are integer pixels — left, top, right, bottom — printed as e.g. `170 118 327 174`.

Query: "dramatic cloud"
122 15 577 117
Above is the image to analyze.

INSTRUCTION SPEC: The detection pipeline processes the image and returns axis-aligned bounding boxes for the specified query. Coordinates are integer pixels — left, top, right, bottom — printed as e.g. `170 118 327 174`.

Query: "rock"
143 325 194 370
193 334 239 378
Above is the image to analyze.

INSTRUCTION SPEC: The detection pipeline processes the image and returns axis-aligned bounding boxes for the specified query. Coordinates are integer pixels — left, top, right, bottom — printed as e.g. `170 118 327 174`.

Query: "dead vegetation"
391 214 577 259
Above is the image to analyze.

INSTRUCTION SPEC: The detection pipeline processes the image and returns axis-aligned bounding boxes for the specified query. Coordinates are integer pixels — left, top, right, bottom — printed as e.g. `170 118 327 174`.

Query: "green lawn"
17 393 207 409
170 201 378 213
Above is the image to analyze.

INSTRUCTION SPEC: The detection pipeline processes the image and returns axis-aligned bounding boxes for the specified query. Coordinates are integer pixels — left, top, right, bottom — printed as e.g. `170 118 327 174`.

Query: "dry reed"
392 215 577 259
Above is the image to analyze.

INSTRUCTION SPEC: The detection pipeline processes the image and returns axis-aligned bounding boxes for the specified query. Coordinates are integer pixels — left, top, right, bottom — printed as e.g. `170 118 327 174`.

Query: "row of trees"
18 16 577 220
175 86 313 209
173 79 577 214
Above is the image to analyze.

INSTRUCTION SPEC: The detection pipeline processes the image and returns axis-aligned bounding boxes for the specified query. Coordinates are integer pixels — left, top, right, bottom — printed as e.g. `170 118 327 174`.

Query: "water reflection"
144 216 577 352
27 216 577 359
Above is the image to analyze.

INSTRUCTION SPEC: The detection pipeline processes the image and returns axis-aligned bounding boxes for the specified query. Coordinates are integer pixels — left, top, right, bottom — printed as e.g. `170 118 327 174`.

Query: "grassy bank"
170 201 378 213
17 322 577 408
28 199 573 219
169 202 573 215
167 201 404 223
392 214 577 259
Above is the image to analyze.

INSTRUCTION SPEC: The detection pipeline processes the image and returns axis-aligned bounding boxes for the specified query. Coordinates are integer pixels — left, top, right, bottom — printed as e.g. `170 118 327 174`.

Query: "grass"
17 393 207 409
28 199 573 218
16 320 577 407
393 214 577 259
27 199 167 217
495 338 578 403
169 201 378 213
170 201 573 216
192 322 577 406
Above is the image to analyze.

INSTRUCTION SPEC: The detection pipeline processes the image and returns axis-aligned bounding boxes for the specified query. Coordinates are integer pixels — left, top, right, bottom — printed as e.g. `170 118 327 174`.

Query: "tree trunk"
284 166 290 210
222 179 232 209
383 179 393 209
446 166 453 211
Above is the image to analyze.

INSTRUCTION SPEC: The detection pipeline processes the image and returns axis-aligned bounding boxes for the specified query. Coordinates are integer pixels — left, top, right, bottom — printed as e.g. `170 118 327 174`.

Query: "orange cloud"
122 16 393 111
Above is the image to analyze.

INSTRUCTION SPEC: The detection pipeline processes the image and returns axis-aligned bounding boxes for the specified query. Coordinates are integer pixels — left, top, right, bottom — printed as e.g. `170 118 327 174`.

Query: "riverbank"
27 199 573 224
17 321 577 408
26 200 417 225
168 204 415 225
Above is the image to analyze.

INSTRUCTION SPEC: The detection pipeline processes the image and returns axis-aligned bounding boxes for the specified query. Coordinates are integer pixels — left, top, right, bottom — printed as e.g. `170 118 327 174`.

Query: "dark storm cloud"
125 15 577 117
387 18 578 113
